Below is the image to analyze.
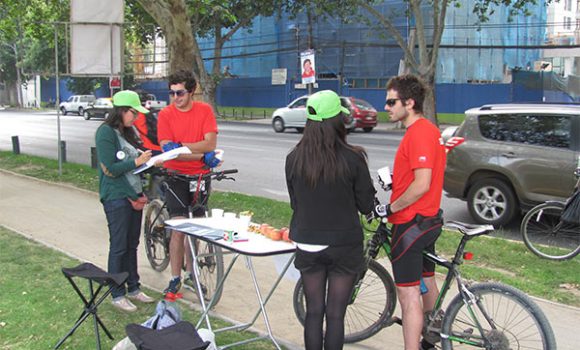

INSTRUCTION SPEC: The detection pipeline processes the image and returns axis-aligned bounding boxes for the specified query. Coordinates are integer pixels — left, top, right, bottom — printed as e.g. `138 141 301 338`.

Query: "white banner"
70 0 123 75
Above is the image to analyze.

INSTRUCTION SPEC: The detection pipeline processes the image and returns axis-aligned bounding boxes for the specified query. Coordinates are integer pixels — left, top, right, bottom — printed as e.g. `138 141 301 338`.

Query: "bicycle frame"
364 219 503 347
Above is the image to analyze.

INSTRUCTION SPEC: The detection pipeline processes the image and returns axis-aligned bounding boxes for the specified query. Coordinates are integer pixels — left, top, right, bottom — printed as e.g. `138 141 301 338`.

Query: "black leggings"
301 269 358 350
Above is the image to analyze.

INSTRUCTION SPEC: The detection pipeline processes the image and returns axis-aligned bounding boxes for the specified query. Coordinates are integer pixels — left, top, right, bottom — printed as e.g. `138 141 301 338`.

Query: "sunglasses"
168 89 189 97
385 98 401 107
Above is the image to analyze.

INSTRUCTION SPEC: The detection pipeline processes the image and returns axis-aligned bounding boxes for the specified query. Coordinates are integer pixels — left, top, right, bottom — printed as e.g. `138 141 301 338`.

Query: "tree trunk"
420 71 438 126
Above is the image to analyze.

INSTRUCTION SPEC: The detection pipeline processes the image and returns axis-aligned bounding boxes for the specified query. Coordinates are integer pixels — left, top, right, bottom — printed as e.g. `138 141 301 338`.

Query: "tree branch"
359 1 419 71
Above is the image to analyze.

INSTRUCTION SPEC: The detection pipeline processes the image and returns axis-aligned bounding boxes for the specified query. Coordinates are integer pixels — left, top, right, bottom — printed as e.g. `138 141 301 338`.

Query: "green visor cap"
112 90 149 114
306 90 350 122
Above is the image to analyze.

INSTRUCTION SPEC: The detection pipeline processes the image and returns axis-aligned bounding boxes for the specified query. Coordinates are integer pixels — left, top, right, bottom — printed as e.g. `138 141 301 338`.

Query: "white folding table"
166 218 296 350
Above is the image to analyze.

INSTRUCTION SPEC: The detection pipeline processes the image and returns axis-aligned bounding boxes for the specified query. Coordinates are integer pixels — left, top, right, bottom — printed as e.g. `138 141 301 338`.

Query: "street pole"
307 8 313 95
55 23 62 176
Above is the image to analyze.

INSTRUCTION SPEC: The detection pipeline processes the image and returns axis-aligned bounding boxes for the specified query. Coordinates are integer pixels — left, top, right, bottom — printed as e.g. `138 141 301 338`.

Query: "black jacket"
285 147 376 246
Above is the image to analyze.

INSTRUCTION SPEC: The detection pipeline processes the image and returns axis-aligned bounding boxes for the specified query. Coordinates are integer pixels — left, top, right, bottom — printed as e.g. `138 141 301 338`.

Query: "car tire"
78 107 84 116
83 110 91 120
363 127 374 133
60 107 67 116
467 178 517 226
296 127 304 134
272 117 285 133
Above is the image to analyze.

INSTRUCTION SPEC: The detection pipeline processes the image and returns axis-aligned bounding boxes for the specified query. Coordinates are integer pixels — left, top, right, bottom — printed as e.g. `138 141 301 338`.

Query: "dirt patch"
479 264 518 278
14 164 43 172
559 283 580 298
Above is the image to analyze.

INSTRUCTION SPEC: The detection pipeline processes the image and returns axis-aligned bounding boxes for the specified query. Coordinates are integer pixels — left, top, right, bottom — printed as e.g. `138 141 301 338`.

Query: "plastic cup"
211 208 224 218
223 212 236 220
237 214 252 233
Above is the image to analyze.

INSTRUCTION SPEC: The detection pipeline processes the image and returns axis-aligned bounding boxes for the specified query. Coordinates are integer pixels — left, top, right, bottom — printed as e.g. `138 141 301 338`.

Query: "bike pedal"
390 316 403 326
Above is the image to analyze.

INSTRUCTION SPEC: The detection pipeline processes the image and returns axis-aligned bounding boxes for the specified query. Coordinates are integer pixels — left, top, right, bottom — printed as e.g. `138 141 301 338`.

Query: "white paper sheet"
133 146 191 174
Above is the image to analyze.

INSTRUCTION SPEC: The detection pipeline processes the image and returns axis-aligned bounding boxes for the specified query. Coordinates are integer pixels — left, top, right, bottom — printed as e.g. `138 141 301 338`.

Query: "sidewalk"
1 170 578 349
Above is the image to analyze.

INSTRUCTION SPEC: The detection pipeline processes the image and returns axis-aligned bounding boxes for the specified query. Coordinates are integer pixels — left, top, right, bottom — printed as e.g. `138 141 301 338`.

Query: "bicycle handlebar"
158 168 238 182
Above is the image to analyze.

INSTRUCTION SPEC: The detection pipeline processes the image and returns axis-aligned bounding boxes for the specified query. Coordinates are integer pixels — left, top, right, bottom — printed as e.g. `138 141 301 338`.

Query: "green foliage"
65 77 107 95
0 0 69 83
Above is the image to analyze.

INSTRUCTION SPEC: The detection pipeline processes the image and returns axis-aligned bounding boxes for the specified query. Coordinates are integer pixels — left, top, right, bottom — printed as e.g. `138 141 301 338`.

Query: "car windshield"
353 98 374 111
290 98 307 108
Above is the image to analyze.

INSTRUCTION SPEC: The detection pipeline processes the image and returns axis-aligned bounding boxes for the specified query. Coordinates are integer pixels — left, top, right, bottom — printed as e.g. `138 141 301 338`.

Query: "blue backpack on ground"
142 299 182 330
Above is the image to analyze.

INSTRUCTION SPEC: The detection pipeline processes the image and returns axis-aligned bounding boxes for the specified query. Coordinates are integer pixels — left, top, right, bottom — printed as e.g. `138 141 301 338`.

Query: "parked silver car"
271 95 355 133
444 103 580 226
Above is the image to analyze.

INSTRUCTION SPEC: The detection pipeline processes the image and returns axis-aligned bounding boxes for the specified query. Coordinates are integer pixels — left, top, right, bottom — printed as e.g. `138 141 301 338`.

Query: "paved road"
0 109 477 226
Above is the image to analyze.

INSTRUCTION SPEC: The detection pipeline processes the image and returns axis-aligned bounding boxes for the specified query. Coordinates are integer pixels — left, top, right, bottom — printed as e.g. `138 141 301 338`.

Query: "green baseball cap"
306 90 350 121
112 90 149 114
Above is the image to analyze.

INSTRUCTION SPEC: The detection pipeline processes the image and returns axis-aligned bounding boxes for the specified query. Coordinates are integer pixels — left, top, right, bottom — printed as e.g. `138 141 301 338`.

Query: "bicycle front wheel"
521 202 580 261
293 259 397 343
143 199 170 272
441 282 556 350
192 239 224 307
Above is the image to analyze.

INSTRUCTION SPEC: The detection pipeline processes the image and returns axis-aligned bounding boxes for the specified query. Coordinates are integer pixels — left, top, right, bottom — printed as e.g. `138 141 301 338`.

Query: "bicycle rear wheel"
143 199 170 271
441 282 556 350
190 239 224 307
521 202 580 261
293 259 397 343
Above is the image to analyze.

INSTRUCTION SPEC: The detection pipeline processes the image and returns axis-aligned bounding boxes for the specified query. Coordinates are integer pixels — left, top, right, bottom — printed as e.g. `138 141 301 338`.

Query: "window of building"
479 114 571 149
565 0 572 11
564 17 572 30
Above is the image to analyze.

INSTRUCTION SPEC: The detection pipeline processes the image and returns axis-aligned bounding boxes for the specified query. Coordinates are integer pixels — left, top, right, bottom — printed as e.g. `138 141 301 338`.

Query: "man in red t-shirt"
382 75 446 350
157 70 219 295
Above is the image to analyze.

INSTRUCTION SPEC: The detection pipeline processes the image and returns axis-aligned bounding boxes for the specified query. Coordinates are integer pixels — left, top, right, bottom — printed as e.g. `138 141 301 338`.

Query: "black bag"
561 189 580 225
145 111 159 146
126 321 210 350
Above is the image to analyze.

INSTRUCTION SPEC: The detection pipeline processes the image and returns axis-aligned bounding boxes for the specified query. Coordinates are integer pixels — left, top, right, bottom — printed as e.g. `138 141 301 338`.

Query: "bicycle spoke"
443 284 554 350
522 203 580 260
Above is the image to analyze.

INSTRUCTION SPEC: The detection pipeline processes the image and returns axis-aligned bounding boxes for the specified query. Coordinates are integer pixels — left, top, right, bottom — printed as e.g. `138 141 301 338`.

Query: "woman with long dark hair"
285 90 376 349
95 90 155 312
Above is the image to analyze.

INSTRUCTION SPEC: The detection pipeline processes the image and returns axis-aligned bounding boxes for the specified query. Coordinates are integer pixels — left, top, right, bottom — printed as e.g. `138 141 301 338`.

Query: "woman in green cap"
95 90 155 312
285 90 376 349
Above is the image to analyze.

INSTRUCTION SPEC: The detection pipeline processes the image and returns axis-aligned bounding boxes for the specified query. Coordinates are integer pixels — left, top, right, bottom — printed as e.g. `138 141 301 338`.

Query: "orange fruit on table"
270 229 282 241
260 224 269 235
280 227 290 242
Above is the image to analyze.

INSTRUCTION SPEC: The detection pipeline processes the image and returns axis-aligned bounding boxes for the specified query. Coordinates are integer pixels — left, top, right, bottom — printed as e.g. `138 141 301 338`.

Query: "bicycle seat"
444 221 494 237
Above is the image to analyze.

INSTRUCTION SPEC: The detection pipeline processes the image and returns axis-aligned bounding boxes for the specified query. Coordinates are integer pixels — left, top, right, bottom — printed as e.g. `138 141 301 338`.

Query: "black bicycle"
520 167 580 261
142 168 238 305
293 213 557 348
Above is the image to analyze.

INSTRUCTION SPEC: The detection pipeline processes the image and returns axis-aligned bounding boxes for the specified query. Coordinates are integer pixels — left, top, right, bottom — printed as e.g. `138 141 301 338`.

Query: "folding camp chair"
54 262 128 350
126 321 210 350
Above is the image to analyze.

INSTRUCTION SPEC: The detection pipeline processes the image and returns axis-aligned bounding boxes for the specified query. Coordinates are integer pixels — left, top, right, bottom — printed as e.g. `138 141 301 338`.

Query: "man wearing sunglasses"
382 74 446 350
157 70 219 295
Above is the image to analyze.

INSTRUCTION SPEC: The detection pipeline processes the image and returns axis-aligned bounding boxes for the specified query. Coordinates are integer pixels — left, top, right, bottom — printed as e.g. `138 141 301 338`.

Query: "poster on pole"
300 50 316 85
271 68 287 85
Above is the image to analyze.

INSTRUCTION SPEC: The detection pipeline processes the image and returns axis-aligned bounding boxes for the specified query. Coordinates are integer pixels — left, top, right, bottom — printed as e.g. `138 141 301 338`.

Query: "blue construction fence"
40 71 576 115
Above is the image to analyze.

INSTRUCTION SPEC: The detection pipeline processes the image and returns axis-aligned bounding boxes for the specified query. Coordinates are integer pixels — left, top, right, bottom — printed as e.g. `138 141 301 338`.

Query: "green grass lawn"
0 151 579 308
0 226 280 349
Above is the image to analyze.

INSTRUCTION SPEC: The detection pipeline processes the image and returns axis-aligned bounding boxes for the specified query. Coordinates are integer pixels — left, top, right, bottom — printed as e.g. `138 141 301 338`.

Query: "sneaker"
183 273 195 289
127 291 155 303
163 277 182 294
183 273 208 296
112 297 137 312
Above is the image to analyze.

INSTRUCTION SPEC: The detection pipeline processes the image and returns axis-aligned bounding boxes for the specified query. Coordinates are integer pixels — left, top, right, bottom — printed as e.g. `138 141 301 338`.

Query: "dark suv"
444 103 580 226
